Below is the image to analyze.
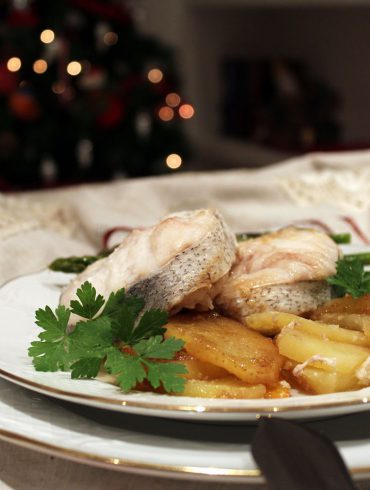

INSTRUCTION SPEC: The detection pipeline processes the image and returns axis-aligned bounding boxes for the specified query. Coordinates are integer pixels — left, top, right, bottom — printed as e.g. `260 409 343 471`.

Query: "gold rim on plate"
0 367 369 414
0 427 370 480
0 427 260 480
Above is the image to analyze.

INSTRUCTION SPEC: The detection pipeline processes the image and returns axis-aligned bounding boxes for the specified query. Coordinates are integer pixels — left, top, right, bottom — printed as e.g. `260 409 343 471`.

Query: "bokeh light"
67 61 82 76
165 92 181 107
52 81 66 94
103 32 118 46
179 104 195 119
158 106 174 122
40 29 55 44
147 68 163 83
166 153 182 169
33 59 48 74
7 57 21 72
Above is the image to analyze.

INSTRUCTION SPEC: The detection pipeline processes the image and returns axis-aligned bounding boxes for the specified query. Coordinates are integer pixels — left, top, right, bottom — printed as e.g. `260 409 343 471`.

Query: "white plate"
1 376 370 482
0 269 369 422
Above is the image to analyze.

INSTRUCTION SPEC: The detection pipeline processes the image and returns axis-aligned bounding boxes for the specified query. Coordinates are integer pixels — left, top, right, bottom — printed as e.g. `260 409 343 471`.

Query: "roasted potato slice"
312 294 370 316
180 377 266 399
246 311 370 347
311 313 370 332
172 350 229 380
291 365 359 394
311 295 370 332
166 313 283 385
243 311 307 337
276 327 370 374
264 381 291 399
294 318 370 347
244 311 290 336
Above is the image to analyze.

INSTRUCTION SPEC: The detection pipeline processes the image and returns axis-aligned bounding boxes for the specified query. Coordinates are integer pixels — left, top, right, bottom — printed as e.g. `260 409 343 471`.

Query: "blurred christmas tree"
0 0 192 189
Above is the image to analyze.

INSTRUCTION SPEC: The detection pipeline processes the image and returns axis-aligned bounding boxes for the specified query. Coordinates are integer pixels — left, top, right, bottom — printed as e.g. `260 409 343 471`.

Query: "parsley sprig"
327 257 370 298
28 282 187 393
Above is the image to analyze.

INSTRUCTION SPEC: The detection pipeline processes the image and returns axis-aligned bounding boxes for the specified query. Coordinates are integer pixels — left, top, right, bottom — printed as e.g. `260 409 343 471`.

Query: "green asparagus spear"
343 252 370 266
236 232 262 242
330 233 351 244
236 231 352 244
48 248 113 273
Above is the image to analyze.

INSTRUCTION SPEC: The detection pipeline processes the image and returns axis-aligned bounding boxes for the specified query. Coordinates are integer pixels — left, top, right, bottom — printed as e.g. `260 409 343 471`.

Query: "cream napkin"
1 149 370 283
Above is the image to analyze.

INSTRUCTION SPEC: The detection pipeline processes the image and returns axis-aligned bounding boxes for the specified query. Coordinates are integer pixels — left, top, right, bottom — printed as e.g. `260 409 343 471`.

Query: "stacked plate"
0 270 370 483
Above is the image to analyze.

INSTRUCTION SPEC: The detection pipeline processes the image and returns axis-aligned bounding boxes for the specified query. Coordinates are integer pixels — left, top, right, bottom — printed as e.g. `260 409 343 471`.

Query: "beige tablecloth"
1 150 370 489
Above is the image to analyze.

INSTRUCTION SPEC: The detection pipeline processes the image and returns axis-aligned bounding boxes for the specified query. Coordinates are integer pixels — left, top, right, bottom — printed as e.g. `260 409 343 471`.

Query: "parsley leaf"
71 358 102 379
101 289 128 316
35 305 70 340
145 361 187 393
105 348 147 392
130 309 168 343
134 336 184 359
327 258 370 298
28 305 71 371
28 281 187 394
104 339 187 393
70 281 105 319
110 302 140 342
69 316 114 361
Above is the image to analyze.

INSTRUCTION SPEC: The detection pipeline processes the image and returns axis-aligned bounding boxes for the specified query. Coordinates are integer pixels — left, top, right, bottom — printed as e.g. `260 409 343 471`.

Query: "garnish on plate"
48 248 113 273
327 257 370 298
28 281 188 393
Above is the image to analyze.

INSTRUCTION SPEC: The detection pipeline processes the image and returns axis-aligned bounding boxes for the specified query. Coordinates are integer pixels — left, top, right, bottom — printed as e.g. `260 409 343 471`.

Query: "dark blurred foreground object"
0 0 191 189
252 418 355 490
222 59 341 151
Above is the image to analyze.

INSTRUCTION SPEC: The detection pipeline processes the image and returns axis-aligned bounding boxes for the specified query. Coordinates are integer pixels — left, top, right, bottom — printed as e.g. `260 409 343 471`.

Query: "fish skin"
217 280 332 321
60 209 236 318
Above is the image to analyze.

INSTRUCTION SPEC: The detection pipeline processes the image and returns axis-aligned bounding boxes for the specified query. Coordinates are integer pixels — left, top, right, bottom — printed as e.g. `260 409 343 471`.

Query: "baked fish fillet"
60 209 236 318
216 227 340 320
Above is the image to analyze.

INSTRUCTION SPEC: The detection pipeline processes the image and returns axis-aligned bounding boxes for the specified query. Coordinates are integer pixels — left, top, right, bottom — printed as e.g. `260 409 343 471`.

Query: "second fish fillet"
216 227 340 320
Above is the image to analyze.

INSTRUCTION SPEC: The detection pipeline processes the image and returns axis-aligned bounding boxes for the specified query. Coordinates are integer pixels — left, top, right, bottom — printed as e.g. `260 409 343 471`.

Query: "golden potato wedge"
246 311 370 346
276 328 370 374
171 354 229 380
310 313 370 333
311 294 370 316
244 311 292 336
294 319 370 347
264 381 291 399
180 377 266 399
166 313 283 385
311 295 370 332
292 365 359 394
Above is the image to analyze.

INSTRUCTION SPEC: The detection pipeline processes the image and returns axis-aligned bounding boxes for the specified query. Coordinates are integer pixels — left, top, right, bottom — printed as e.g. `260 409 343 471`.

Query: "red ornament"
96 95 125 128
9 89 40 121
